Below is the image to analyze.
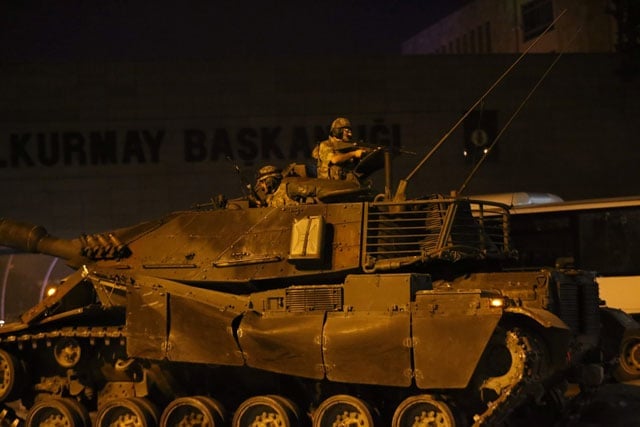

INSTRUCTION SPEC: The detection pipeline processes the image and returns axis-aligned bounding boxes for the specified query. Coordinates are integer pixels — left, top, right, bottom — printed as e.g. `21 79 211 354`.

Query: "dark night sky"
0 1 470 61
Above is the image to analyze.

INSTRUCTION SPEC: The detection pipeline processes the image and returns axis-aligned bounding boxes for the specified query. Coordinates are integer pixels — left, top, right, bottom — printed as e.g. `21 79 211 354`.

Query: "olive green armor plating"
0 181 637 427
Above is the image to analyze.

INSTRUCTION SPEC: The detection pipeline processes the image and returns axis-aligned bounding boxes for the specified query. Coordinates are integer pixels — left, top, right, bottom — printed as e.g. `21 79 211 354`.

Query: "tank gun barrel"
0 218 82 261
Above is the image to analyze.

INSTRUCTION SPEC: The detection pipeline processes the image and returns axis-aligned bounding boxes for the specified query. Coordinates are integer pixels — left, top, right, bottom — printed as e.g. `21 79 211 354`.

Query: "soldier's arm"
329 149 366 164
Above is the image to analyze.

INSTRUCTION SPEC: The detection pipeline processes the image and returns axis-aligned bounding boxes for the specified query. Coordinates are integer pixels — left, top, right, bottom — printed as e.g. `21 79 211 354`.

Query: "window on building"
477 24 484 53
485 22 492 53
470 29 476 53
522 0 554 41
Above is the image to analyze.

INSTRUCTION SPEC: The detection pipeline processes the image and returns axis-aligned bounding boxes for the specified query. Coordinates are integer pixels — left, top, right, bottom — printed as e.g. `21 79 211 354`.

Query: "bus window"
510 213 576 269
579 209 640 276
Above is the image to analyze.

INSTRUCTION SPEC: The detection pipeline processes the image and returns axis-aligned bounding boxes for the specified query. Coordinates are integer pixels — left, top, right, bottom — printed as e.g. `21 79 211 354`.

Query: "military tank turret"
0 148 622 427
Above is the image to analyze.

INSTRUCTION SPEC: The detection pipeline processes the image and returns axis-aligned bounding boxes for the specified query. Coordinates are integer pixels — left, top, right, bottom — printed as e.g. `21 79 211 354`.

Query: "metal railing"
363 196 512 272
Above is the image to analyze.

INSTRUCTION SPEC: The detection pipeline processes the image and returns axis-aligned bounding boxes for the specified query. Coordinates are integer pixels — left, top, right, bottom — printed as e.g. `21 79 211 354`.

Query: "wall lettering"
0 130 165 168
1 122 401 169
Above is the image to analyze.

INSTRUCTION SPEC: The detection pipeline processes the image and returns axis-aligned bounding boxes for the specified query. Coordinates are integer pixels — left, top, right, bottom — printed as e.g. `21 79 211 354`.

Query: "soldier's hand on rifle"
353 148 368 159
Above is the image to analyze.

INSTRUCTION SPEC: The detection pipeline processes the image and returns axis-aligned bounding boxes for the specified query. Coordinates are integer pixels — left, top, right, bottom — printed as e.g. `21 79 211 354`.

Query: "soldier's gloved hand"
354 149 367 159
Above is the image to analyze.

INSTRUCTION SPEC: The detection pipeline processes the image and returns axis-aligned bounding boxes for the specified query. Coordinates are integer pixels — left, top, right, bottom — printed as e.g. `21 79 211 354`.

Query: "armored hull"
0 192 626 426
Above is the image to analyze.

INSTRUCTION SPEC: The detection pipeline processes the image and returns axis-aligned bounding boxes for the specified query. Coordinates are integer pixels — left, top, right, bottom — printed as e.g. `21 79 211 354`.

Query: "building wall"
1 54 638 238
402 0 618 54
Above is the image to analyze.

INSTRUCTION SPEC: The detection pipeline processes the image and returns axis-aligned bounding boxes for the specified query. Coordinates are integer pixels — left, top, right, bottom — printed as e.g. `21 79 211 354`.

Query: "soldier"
251 165 301 208
252 165 283 207
312 117 368 181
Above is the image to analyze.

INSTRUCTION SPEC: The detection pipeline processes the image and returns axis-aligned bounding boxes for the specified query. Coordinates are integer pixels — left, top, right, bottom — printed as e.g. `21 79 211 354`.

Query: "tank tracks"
472 328 546 426
0 326 572 426
0 326 125 347
0 326 125 426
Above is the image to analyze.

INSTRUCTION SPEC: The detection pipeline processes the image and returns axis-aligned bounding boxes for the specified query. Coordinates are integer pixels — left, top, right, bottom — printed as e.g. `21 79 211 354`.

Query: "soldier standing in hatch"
251 165 283 207
251 165 298 208
312 117 368 181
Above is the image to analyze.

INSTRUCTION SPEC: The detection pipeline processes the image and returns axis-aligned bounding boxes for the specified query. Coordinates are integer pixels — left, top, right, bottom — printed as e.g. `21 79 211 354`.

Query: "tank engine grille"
363 196 512 269
286 285 343 312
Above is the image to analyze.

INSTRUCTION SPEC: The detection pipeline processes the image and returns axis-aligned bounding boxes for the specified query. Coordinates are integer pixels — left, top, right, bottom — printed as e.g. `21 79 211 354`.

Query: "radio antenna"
457 26 581 195
226 156 251 197
392 9 568 201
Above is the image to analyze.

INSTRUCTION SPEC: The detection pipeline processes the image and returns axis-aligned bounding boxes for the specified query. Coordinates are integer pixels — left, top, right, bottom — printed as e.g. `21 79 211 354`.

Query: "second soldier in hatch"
312 117 368 181
252 164 298 208
252 165 283 207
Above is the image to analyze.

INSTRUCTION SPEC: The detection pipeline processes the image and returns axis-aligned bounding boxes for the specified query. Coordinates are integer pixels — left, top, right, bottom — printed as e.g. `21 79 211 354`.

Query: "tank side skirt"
412 292 502 389
237 311 326 379
125 274 249 365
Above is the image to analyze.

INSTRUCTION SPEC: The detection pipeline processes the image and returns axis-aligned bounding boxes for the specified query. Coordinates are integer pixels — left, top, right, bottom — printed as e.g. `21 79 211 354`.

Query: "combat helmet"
256 165 283 193
330 117 352 138
257 165 282 181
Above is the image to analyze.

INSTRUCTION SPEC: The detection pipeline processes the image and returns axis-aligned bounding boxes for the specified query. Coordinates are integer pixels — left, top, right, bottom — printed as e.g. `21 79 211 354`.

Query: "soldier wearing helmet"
252 165 283 207
312 117 368 181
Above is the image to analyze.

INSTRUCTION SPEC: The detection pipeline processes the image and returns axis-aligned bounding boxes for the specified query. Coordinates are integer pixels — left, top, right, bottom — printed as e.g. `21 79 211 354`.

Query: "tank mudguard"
412 289 503 389
126 275 248 365
319 273 429 387
238 311 325 379
505 306 570 329
126 279 167 360
505 306 572 369
165 293 245 365
323 310 413 387
238 274 427 386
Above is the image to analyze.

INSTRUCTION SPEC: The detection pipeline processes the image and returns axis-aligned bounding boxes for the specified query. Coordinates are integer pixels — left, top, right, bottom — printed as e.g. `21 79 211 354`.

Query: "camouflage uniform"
268 182 299 208
313 117 360 181
314 138 340 179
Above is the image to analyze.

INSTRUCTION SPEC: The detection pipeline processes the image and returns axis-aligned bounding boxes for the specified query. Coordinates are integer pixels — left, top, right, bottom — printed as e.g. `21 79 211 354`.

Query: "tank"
0 151 628 427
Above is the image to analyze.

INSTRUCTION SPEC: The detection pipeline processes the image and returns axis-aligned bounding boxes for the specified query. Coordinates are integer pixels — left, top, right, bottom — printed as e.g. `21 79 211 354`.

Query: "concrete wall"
402 0 618 54
1 54 638 237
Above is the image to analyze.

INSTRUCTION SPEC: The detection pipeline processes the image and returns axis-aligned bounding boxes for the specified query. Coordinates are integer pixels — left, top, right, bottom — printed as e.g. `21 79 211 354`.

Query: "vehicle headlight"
489 297 508 308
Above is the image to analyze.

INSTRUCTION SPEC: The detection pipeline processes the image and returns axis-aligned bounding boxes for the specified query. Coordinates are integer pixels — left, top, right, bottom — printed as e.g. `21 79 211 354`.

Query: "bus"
505 195 640 318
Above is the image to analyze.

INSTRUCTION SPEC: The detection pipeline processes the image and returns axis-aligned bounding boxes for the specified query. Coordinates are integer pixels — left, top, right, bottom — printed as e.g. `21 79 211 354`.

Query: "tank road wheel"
312 394 376 427
26 398 90 427
614 330 640 382
391 395 456 427
0 348 25 402
53 338 82 368
269 395 301 425
96 397 160 427
160 396 226 427
232 395 300 427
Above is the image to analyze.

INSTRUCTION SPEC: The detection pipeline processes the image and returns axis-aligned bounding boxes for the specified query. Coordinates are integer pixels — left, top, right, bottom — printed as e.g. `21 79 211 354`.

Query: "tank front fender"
505 306 570 330
505 306 572 369
412 290 503 389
